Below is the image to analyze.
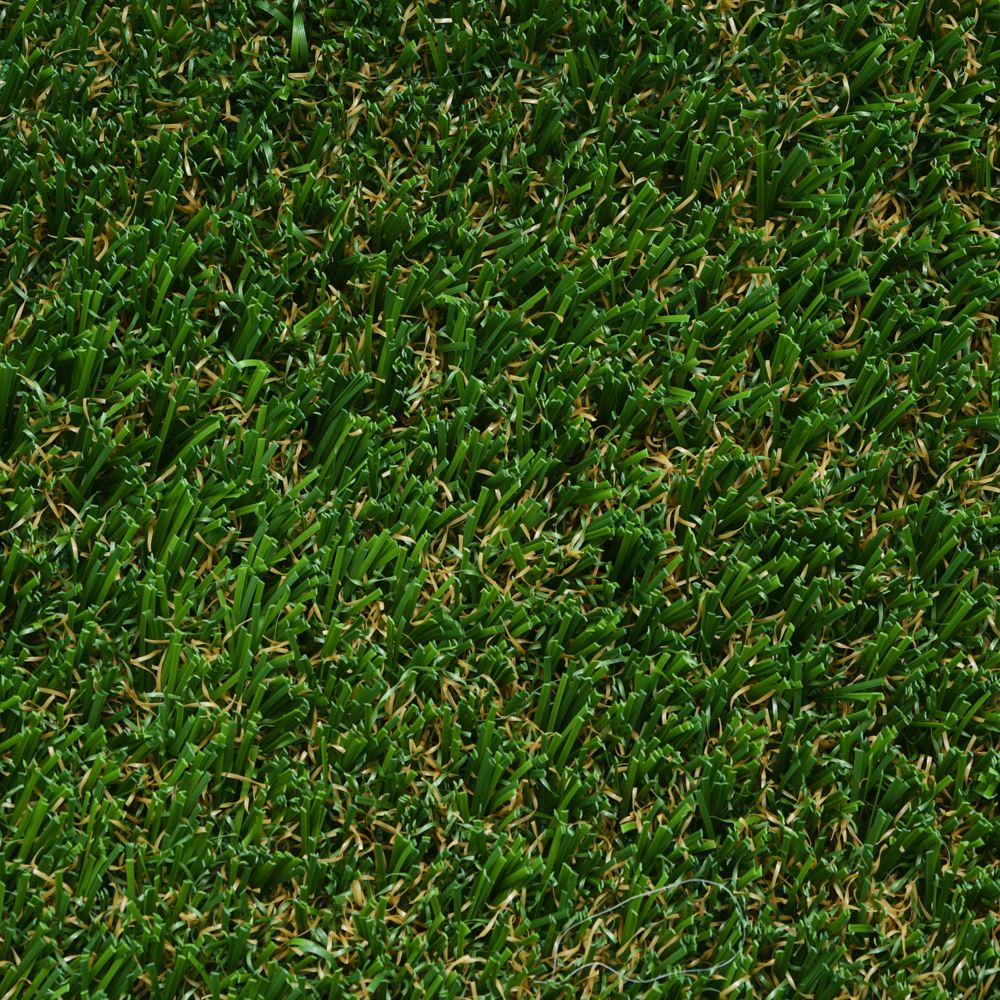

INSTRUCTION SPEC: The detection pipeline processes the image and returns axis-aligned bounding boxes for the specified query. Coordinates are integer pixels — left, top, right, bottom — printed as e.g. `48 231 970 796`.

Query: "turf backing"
1 1 1000 997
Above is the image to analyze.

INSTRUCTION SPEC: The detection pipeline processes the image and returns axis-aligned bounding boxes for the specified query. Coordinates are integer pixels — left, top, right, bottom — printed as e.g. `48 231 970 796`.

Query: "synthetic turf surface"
1 1 1000 997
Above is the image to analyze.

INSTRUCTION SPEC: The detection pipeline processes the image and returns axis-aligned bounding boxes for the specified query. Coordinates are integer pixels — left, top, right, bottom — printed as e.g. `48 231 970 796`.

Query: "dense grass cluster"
2 0 1000 996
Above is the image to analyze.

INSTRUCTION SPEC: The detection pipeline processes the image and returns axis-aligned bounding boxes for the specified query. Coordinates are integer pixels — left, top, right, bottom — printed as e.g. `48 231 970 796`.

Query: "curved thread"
546 877 747 986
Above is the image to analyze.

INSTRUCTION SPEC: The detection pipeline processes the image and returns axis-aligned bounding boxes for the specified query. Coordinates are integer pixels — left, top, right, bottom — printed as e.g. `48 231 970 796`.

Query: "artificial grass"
1 0 1000 996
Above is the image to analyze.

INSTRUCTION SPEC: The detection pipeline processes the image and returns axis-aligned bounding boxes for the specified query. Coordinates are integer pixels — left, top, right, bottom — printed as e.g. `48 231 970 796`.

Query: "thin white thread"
544 877 747 986
397 59 562 84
